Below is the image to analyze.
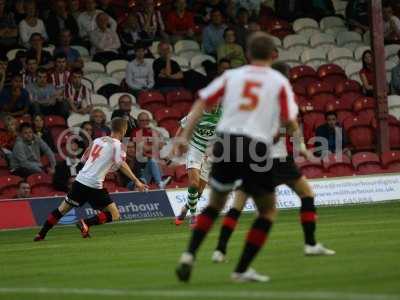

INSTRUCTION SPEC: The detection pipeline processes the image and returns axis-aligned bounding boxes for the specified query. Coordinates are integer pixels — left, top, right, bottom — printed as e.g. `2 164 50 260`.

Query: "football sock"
38 209 64 237
300 197 317 246
216 208 242 254
187 206 219 255
235 217 273 273
187 186 199 215
84 211 113 226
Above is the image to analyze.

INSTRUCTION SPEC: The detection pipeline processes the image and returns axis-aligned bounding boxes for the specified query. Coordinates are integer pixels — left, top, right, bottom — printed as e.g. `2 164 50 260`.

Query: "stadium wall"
1 174 400 230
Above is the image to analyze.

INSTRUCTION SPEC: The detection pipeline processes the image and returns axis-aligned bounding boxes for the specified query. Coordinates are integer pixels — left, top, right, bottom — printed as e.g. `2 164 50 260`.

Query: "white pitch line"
0 287 399 300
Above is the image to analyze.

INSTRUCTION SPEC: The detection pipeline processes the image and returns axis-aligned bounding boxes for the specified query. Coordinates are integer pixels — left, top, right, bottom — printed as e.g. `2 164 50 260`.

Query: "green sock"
187 186 199 215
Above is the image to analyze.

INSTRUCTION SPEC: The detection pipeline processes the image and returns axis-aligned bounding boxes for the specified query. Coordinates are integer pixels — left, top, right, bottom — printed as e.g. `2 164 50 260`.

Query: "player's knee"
258 206 278 222
292 178 314 198
111 210 120 221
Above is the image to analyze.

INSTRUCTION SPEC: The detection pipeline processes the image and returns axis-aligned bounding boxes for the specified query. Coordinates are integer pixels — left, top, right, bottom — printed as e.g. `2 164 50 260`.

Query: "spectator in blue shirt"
202 9 227 56
54 29 83 69
0 73 30 118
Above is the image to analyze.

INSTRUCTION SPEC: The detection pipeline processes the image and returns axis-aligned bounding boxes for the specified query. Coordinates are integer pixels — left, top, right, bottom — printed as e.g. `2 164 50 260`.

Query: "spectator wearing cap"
202 9 227 56
27 68 68 118
0 73 30 118
15 181 31 198
89 12 121 65
10 122 56 177
25 33 53 69
153 41 183 91
119 12 151 58
0 0 18 51
111 94 138 137
49 53 70 92
54 29 83 69
64 68 93 114
166 0 196 42
217 28 246 68
391 50 400 95
136 0 166 41
125 43 154 96
45 0 79 45
18 1 48 48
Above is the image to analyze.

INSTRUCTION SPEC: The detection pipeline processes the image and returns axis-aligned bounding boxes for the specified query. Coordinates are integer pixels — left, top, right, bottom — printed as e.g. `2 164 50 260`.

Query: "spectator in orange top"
166 0 196 42
359 49 374 96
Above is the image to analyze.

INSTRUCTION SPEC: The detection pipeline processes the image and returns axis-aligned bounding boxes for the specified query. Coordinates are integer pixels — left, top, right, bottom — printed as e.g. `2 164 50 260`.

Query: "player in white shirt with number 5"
34 118 148 241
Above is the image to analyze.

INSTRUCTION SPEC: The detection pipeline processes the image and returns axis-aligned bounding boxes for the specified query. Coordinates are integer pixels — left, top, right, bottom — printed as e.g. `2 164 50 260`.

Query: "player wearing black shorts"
33 118 147 241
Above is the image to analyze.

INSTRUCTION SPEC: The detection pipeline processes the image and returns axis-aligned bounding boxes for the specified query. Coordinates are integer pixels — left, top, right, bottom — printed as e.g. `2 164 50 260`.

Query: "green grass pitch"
0 202 400 300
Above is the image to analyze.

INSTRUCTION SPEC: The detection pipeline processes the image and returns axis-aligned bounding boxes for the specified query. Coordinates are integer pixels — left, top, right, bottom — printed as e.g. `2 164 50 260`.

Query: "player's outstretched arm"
119 161 148 192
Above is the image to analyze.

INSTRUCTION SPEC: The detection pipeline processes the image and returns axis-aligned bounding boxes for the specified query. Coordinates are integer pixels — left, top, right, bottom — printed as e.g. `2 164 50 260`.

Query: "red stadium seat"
41 156 50 168
290 65 317 83
311 94 337 112
0 158 11 176
353 96 376 119
27 173 52 188
307 81 335 98
137 90 166 112
161 165 176 180
335 80 362 96
16 115 32 125
381 151 400 172
337 111 355 125
297 158 325 179
154 107 181 124
175 164 188 182
323 153 355 177
303 112 326 131
298 98 315 114
325 98 355 124
45 115 67 128
389 118 400 149
343 116 376 151
352 152 383 175
103 180 117 192
0 175 22 194
162 121 180 136
165 89 193 106
0 187 18 199
172 102 193 118
318 64 347 88
340 92 364 106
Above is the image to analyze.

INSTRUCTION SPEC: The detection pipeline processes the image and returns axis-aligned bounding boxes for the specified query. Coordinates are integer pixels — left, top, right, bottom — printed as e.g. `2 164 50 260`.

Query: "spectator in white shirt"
89 12 121 65
125 43 154 96
383 4 400 43
19 1 48 48
77 0 117 42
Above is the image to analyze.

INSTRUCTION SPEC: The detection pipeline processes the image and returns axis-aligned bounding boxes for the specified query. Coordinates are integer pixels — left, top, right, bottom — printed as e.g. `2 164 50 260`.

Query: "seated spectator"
248 18 261 34
217 28 246 68
90 12 121 65
308 0 335 21
346 0 369 33
32 114 57 152
54 29 83 69
383 4 400 43
232 8 250 49
27 68 68 118
119 12 151 58
275 0 306 22
125 43 154 96
233 0 264 17
13 0 26 24
7 50 26 77
68 0 81 20
315 111 349 158
77 121 94 153
0 0 18 51
90 108 111 138
22 55 38 88
391 50 400 95
196 0 227 24
49 53 70 91
25 33 53 69
15 181 31 198
136 0 166 41
65 68 93 114
111 94 137 137
0 54 7 91
18 1 48 48
10 123 56 177
166 0 196 42
120 141 170 190
0 73 30 117
77 0 117 42
153 42 184 90
53 139 83 192
0 115 18 160
359 50 374 96
202 9 227 56
97 0 117 20
45 0 79 45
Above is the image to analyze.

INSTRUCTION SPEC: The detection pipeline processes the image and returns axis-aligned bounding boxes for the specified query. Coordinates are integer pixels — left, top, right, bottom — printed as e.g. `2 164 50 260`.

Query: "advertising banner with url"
166 174 400 216
0 190 175 230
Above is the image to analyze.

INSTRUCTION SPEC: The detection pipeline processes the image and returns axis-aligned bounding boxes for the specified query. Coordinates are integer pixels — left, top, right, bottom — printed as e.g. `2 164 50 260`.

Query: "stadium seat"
388 95 400 109
171 56 190 72
290 65 317 82
91 94 109 107
0 175 22 195
307 81 334 97
171 102 193 118
179 50 203 62
278 49 301 67
389 118 400 149
318 64 347 87
263 18 293 38
44 115 66 128
174 40 200 55
67 113 90 128
302 112 326 131
297 158 325 179
354 45 371 60
297 98 314 114
325 98 353 112
0 158 10 176
335 79 362 96
283 34 309 52
190 54 216 70
175 164 188 183
297 27 321 41
83 61 105 74
71 45 90 57
381 151 400 172
293 18 319 32
106 60 129 75
310 33 336 52
154 107 181 124
384 44 400 60
343 116 376 151
27 173 52 188
336 31 363 50
353 96 376 119
323 153 355 177
112 70 126 84
109 93 136 109
137 90 166 113
327 47 355 70
333 0 347 16
352 152 383 175
165 89 193 106
320 16 346 31
345 62 363 83
301 48 328 69
94 77 120 93
325 27 347 39
6 48 25 61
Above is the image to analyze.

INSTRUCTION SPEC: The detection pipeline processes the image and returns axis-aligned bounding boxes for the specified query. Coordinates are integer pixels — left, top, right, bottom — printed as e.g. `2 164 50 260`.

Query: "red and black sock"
235 217 273 273
38 209 64 237
216 208 242 254
300 197 317 246
187 206 219 255
84 211 113 226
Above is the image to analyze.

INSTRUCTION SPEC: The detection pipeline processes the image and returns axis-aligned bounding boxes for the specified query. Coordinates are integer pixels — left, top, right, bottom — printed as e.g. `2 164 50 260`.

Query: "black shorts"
209 134 275 198
66 181 113 210
272 155 303 187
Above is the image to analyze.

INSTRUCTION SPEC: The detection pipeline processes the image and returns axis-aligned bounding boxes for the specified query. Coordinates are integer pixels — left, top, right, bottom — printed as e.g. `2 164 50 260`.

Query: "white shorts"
186 146 212 182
